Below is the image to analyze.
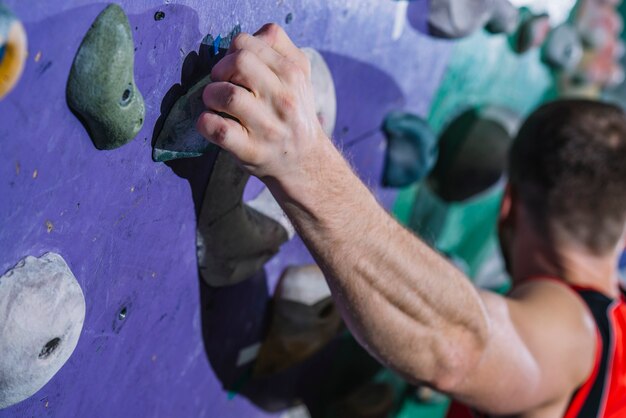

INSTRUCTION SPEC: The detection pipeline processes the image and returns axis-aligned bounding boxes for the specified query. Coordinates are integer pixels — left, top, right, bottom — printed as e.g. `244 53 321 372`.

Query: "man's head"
503 99 626 265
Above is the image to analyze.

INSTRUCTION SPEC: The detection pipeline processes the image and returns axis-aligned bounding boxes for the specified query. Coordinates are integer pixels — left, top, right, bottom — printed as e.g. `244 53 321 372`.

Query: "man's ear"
499 182 515 226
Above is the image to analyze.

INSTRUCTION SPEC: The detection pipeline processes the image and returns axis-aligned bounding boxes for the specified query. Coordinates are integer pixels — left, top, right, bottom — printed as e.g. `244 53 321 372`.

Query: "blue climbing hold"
213 34 221 55
381 111 438 188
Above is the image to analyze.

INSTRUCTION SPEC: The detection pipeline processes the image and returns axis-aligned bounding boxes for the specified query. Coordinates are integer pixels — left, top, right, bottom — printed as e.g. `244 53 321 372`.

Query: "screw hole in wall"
38 337 61 359
120 85 133 107
118 307 128 320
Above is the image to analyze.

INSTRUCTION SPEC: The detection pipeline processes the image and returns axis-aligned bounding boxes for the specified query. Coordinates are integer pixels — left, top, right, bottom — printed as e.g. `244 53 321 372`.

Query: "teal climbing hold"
152 74 215 162
382 111 438 188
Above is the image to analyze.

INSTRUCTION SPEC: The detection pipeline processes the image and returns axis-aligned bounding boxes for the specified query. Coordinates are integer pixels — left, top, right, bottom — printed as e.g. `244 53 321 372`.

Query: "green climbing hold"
67 4 145 150
152 74 215 162
427 106 521 202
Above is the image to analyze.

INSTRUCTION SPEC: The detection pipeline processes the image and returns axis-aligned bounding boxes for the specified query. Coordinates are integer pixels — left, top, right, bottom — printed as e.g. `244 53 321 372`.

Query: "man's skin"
196 24 626 417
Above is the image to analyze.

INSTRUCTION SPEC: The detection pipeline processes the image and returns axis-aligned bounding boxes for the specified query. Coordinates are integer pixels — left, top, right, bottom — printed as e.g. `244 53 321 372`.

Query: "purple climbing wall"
0 1 452 416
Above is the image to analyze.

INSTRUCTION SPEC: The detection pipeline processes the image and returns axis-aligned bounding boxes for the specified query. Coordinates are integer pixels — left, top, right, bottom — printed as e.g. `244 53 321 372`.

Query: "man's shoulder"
506 277 598 385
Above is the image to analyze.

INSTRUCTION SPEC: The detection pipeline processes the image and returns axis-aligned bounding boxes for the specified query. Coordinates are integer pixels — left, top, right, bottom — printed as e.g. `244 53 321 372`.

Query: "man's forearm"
194 23 492 391
267 137 491 389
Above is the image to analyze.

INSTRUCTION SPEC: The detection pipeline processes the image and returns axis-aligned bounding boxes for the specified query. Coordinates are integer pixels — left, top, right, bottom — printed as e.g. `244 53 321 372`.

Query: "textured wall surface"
0 1 454 417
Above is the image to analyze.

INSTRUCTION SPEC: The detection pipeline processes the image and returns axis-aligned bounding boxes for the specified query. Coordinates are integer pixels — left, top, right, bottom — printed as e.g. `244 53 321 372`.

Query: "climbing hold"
67 4 145 150
202 25 241 56
197 151 290 287
302 48 336 137
381 111 438 188
428 0 493 39
0 253 85 409
153 74 214 162
254 265 342 376
427 106 521 203
0 3 27 99
154 27 243 162
542 25 583 72
153 11 165 21
246 187 296 240
607 64 625 87
574 46 624 89
155 46 336 161
513 11 551 53
485 0 520 34
576 4 622 50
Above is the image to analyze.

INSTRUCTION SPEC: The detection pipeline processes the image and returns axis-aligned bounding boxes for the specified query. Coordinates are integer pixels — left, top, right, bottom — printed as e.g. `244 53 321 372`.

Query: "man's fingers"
226 32 285 73
202 81 263 129
196 111 250 158
253 23 310 74
211 49 280 97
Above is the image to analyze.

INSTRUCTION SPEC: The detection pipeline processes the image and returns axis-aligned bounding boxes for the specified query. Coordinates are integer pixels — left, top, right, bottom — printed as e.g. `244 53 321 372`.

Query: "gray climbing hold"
254 265 341 377
542 25 583 72
67 4 145 150
152 74 214 162
485 0 519 34
0 253 85 409
197 151 290 287
427 106 521 202
428 0 494 39
302 48 337 137
382 111 438 188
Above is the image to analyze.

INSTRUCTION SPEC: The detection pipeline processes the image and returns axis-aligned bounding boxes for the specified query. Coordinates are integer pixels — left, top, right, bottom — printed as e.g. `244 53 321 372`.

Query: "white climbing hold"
0 253 85 409
278 265 332 307
542 25 584 73
247 187 296 240
428 0 494 39
486 0 520 34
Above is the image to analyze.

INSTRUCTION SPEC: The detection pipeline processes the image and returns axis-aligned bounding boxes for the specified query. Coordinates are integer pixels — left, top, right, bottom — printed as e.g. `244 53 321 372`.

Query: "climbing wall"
0 1 453 417
2 0 624 416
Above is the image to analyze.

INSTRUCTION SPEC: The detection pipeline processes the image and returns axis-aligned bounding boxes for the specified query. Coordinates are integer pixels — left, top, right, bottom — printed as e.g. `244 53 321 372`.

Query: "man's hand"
196 24 329 188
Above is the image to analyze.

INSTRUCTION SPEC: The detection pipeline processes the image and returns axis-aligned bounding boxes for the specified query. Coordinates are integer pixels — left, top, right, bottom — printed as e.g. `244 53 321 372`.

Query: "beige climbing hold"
254 265 342 376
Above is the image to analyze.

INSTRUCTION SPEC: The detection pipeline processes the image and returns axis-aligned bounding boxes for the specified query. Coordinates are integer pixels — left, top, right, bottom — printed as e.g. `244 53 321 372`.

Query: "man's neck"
512 236 621 299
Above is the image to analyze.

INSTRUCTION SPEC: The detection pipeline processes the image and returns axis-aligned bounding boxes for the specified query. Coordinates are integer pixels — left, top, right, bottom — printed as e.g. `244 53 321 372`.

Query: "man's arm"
196 24 596 414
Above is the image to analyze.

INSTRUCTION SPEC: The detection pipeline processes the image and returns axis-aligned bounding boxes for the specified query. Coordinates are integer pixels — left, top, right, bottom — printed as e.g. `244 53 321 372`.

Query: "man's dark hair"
509 99 626 255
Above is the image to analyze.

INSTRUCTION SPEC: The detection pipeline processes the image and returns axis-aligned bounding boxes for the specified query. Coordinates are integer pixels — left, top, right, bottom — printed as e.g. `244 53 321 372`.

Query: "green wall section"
392 29 556 279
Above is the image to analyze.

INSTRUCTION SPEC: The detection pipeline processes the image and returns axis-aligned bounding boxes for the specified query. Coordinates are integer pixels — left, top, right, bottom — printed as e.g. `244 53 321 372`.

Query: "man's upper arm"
445 280 597 415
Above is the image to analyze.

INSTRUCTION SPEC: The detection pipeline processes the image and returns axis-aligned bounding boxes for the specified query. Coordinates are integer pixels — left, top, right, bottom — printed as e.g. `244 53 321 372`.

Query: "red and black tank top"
447 282 626 418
